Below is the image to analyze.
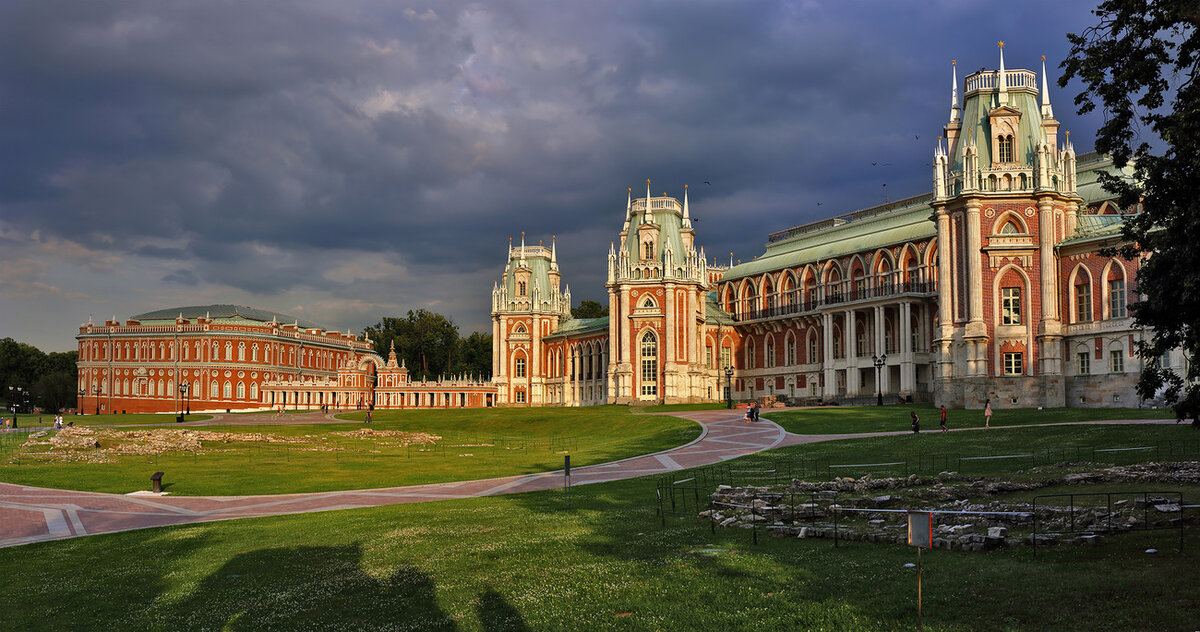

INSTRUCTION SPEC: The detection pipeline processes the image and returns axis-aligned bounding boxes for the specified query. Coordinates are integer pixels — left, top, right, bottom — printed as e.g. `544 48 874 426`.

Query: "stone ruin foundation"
699 462 1199 551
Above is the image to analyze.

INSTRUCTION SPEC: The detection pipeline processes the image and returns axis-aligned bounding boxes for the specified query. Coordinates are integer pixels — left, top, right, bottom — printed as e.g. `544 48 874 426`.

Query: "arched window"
210 380 219 398
1107 265 1128 318
156 380 163 397
211 341 219 361
808 334 818 364
787 336 797 366
746 339 756 369
223 381 232 398
252 344 259 362
640 331 658 396
250 383 259 400
643 241 654 260
641 296 656 309
517 281 527 296
1000 221 1020 234
765 337 775 368
238 342 246 361
237 382 246 399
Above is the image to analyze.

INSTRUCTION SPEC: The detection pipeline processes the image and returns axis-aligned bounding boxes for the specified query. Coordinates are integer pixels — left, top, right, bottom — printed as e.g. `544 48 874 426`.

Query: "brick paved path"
0 410 785 548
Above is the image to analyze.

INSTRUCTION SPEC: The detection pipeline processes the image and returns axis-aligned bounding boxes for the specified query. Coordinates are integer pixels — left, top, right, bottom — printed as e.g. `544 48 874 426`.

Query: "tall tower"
606 181 711 404
931 44 1081 408
491 234 571 406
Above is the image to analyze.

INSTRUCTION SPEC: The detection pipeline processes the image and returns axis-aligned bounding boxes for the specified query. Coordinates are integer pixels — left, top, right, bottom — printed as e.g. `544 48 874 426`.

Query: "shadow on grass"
155 545 457 630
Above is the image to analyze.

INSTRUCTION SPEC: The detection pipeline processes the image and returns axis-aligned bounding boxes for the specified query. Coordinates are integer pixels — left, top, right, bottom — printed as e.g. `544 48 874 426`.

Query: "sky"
0 0 1113 352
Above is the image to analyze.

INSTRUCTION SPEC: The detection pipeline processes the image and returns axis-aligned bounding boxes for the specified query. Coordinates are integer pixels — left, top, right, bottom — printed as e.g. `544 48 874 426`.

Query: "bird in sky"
704 180 711 185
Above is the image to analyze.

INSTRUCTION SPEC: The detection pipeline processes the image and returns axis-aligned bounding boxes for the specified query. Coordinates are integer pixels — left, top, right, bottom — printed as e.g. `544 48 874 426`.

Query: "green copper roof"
954 88 1044 171
722 194 936 283
704 292 736 325
1059 214 1127 247
131 304 323 329
624 198 693 268
542 316 609 341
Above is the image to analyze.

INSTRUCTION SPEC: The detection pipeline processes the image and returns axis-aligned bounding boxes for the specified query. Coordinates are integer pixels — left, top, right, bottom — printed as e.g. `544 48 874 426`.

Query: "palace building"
81 46 1172 414
493 47 1169 409
75 305 494 414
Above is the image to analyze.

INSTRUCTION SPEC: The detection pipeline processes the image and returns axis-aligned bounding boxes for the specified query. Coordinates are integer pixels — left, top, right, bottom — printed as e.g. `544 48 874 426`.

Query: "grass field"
0 407 700 496
2 421 1198 630
766 404 1176 434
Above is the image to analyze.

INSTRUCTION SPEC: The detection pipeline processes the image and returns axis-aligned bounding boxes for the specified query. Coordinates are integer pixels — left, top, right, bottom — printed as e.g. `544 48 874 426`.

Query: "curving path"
0 410 787 548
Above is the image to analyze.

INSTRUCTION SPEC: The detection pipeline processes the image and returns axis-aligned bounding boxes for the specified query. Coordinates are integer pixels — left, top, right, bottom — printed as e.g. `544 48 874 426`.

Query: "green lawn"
766 404 1176 434
2 422 1197 630
0 407 700 496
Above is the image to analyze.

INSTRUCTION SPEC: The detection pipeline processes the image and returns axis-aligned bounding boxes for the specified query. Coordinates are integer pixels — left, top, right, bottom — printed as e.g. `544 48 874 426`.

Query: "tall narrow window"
514 357 526 378
238 342 246 361
787 338 797 366
706 346 714 369
720 346 732 370
1075 282 1092 321
640 331 658 396
1078 352 1090 375
1109 278 1127 318
1001 287 1022 325
808 336 817 364
998 135 1014 163
210 381 219 398
765 339 775 368
746 340 756 369
252 344 259 362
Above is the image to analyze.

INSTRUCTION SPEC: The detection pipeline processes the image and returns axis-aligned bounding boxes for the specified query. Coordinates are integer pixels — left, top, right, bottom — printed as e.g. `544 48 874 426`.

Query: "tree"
1061 1 1200 418
571 299 608 319
458 331 493 379
363 310 484 381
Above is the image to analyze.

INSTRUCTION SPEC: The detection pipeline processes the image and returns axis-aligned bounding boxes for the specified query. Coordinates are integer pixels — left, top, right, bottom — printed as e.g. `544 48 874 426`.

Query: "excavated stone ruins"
700 462 1199 551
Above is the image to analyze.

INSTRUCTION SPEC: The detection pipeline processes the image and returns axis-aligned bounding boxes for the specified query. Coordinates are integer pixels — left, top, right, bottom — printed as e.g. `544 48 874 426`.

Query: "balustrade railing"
734 281 935 322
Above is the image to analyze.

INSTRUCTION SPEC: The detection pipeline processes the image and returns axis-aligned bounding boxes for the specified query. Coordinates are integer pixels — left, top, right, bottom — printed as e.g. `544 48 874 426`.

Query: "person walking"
910 411 920 434
984 398 993 429
751 401 760 422
939 405 948 432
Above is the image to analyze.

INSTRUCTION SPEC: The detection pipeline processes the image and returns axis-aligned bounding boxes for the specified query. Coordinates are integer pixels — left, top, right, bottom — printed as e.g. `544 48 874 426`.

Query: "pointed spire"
682 184 692 228
626 187 632 219
1040 55 1054 119
644 178 652 224
520 231 527 265
550 235 558 270
997 41 1007 106
949 59 960 123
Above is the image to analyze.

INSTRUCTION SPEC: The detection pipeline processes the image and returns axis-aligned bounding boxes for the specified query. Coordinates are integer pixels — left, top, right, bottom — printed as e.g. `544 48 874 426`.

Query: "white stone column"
900 301 914 394
876 305 890 395
966 201 984 323
845 310 859 395
822 312 836 398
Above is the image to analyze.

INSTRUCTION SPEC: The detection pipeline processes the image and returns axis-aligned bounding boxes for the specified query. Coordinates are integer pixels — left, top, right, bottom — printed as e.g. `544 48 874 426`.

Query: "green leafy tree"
571 299 608 319
364 310 462 380
0 338 77 411
1061 1 1200 417
458 331 493 379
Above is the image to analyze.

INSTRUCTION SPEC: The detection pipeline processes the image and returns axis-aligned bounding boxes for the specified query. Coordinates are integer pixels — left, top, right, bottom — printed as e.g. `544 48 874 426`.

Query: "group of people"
911 399 994 433
742 401 760 423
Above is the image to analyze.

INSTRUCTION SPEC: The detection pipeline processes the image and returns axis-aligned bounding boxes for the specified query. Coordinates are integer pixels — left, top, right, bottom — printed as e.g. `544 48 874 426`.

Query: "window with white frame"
210 381 219 398
1111 348 1124 373
856 330 867 357
1075 282 1092 321
236 382 246 399
238 342 246 361
1003 352 1023 375
1001 287 1022 325
746 340 756 369
720 346 732 370
514 357 526 378
706 346 713 369
765 339 775 368
808 336 818 363
1078 352 1090 375
787 338 796 366
515 390 526 403
223 381 232 398
1109 278 1127 318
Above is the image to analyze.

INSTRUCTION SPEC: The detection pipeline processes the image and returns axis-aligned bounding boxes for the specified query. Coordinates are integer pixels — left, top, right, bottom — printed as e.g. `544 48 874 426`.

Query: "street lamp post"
180 382 191 416
92 385 101 415
78 389 86 415
723 367 733 409
872 354 887 406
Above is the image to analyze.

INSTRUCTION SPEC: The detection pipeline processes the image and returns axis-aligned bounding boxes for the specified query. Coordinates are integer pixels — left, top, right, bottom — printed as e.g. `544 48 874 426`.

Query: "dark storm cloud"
0 0 1108 345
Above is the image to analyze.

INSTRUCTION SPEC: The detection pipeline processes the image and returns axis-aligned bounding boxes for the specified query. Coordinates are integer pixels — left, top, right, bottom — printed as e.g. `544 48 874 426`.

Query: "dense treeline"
0 338 78 413
362 310 491 382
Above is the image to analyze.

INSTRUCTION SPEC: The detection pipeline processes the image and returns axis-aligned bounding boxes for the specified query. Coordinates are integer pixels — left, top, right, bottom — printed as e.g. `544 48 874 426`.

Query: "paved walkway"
0 410 787 548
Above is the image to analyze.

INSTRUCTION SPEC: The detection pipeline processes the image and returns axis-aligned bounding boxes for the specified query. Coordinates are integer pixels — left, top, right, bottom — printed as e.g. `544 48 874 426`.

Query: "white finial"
997 41 1007 106
551 235 558 269
682 184 691 228
644 178 651 224
950 60 960 123
520 231 526 264
1040 55 1054 118
626 187 632 219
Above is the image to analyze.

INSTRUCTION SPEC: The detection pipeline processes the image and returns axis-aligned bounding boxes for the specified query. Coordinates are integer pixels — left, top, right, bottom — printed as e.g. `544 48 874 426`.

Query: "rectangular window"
787 339 796 366
808 338 817 364
705 346 713 369
515 357 526 377
765 341 775 368
1078 352 1090 375
515 390 525 403
720 346 732 370
1075 283 1092 321
1001 287 1022 325
856 331 867 357
641 359 658 396
1003 352 1023 375
1109 279 1127 318
747 344 756 369
1111 349 1124 373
